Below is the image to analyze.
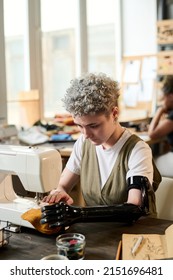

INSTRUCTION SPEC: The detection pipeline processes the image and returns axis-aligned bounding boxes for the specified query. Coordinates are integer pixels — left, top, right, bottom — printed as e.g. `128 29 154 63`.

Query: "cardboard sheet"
121 224 173 260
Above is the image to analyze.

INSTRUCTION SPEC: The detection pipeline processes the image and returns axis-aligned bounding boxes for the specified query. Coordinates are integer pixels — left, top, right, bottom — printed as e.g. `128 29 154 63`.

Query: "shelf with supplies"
156 19 173 78
157 19 173 45
157 50 173 75
154 19 173 110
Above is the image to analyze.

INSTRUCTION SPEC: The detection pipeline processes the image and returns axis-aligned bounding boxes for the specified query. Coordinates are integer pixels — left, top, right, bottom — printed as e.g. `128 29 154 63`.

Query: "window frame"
0 0 122 125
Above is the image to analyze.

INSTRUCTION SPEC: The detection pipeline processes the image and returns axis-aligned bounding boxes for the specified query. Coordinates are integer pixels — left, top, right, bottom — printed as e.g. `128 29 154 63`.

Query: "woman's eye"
90 125 99 128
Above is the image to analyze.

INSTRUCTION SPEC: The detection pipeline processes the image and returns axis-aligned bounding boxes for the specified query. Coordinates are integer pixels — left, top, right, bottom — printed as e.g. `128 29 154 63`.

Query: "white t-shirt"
66 129 153 189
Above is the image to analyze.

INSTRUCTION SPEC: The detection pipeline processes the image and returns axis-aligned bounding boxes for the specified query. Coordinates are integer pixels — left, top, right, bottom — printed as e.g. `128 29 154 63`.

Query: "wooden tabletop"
0 217 172 260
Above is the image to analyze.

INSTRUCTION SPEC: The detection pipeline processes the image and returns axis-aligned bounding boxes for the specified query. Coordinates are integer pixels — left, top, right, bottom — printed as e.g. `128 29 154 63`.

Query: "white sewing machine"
0 145 62 229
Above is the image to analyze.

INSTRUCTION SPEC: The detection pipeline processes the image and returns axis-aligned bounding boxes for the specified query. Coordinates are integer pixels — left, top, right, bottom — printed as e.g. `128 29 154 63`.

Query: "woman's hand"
42 168 79 205
42 189 74 205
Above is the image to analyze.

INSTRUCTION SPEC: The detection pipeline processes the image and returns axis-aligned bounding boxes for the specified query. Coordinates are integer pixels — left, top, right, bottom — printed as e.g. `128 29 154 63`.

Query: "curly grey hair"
62 73 120 116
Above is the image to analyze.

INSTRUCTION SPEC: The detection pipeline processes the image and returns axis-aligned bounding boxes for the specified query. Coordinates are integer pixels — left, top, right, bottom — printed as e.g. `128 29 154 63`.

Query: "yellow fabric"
21 208 62 235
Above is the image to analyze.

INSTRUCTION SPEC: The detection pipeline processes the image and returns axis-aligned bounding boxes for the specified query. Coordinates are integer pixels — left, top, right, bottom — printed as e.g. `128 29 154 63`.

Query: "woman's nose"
82 127 90 138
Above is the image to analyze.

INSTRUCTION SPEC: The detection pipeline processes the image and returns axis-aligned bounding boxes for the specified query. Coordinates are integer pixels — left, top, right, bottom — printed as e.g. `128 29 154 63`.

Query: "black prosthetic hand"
40 201 147 228
40 176 150 228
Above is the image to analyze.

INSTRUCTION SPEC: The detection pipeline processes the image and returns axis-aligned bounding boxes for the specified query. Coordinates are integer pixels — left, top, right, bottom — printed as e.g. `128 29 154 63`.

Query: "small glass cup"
41 254 68 260
56 233 86 260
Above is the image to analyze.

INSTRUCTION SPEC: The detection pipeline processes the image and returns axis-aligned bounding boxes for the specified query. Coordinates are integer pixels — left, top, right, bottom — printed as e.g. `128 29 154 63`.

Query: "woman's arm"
148 106 173 139
43 135 83 204
127 189 142 206
42 167 80 204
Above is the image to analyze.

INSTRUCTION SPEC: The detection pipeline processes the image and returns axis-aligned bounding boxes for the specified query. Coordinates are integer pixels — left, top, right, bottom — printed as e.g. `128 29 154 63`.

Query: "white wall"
121 0 157 56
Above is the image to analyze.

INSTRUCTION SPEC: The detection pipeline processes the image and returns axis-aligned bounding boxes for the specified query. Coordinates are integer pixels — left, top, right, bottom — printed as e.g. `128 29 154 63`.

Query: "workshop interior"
0 0 173 260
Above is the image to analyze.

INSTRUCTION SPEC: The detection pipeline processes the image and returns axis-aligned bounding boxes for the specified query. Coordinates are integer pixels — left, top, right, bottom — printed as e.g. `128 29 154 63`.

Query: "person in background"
148 75 173 177
41 73 160 227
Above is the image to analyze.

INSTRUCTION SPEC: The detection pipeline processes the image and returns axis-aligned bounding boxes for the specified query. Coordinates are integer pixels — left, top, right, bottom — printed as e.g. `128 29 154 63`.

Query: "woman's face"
73 109 118 146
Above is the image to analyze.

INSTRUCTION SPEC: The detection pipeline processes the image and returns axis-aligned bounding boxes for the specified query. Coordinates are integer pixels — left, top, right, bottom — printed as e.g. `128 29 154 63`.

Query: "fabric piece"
21 208 62 235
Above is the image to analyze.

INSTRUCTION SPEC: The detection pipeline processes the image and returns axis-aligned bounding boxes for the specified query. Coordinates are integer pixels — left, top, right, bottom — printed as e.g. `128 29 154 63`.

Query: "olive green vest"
80 134 161 215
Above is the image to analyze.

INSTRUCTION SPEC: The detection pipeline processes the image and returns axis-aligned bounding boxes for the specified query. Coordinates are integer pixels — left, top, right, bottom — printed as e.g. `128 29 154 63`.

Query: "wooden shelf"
156 20 173 108
157 19 173 45
157 50 173 75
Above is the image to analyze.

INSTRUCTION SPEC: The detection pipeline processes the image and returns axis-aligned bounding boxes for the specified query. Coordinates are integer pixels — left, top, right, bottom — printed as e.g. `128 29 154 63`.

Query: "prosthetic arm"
40 176 150 227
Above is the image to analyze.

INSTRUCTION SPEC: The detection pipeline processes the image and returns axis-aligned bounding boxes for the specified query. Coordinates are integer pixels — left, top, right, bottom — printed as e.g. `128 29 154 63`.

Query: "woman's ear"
111 107 119 123
112 106 119 119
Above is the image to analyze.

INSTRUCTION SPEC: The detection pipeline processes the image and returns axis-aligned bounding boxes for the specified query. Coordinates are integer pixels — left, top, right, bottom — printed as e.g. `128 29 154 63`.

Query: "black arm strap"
127 176 150 213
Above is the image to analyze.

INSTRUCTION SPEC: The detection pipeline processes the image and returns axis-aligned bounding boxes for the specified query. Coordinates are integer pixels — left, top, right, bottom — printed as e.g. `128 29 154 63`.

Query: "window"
87 0 116 78
4 0 29 126
41 0 77 117
1 0 119 127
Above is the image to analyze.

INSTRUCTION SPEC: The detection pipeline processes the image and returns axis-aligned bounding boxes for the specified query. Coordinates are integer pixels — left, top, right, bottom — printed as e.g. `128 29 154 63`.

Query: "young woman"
148 75 173 177
41 73 160 227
